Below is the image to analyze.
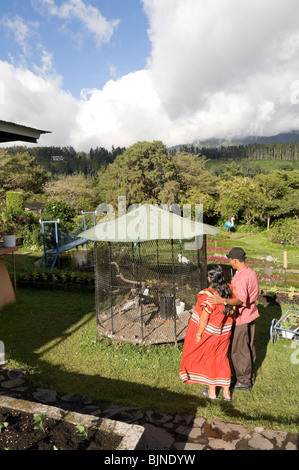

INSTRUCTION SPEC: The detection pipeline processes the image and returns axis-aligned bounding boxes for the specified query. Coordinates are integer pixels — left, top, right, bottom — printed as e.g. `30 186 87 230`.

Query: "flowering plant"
0 213 29 237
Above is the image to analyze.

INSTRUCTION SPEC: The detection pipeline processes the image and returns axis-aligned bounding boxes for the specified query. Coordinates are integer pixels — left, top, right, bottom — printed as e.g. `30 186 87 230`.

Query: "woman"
180 264 235 401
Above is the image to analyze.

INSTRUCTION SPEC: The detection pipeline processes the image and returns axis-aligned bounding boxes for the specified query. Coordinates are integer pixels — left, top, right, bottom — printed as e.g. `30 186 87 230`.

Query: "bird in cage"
143 286 150 296
178 253 189 264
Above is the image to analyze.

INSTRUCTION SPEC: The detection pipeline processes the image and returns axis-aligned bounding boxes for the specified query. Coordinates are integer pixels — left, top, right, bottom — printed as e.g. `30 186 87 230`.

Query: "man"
209 247 260 390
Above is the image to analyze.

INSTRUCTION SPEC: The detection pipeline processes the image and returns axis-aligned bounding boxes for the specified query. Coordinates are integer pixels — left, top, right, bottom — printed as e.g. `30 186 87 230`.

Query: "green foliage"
280 311 299 330
254 171 299 223
216 177 262 224
95 141 180 206
20 269 94 288
0 213 29 236
33 413 47 431
6 144 125 176
233 221 264 233
183 189 216 218
210 160 266 179
268 218 299 246
0 150 49 196
199 141 299 161
44 174 96 212
173 152 215 194
22 213 43 249
6 191 24 216
288 286 295 300
75 423 88 439
0 421 9 433
1 142 299 236
44 200 75 223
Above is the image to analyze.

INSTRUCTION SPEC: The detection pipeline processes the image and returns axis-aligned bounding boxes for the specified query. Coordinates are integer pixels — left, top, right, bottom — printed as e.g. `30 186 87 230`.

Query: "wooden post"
171 239 177 345
281 238 290 291
0 246 19 309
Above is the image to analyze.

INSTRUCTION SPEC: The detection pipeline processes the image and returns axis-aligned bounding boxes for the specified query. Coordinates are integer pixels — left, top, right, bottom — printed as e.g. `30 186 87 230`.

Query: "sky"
1 0 299 151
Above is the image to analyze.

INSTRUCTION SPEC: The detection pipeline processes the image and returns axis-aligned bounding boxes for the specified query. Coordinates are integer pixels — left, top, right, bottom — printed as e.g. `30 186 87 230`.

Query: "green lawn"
227 231 299 265
213 231 298 265
0 288 298 433
209 231 299 291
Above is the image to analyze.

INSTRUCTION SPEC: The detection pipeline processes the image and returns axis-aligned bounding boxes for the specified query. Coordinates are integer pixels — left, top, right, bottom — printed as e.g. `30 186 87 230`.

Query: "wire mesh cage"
94 236 208 345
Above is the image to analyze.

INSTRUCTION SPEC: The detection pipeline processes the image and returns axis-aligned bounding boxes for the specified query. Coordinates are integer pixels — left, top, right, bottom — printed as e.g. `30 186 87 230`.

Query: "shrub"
22 214 43 249
268 218 299 246
44 200 75 223
0 213 28 237
6 191 25 216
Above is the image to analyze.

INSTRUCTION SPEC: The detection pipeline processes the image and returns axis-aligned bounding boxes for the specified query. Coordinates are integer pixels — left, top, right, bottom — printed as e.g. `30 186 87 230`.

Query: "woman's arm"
195 310 209 343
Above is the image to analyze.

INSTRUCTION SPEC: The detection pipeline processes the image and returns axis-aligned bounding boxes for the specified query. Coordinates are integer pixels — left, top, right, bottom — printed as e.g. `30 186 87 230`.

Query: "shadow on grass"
0 288 298 429
254 297 282 378
0 288 203 415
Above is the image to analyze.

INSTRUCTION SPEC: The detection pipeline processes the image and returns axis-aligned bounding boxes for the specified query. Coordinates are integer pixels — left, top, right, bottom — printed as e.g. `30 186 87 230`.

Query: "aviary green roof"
78 203 219 243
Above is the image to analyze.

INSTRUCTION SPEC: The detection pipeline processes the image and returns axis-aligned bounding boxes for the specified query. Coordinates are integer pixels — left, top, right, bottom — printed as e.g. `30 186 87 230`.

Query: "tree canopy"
1 141 299 239
95 141 180 207
0 150 49 197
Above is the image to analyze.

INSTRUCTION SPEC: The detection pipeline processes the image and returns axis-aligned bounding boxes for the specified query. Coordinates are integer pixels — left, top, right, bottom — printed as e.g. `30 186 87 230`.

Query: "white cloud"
35 0 119 47
3 0 299 151
107 62 118 80
0 60 78 146
2 15 39 55
1 13 58 82
144 0 299 121
32 49 55 77
0 80 4 105
75 71 167 149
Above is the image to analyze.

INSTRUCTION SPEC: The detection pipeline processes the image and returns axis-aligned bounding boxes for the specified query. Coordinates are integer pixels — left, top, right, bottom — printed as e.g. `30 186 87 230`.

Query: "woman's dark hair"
207 264 232 300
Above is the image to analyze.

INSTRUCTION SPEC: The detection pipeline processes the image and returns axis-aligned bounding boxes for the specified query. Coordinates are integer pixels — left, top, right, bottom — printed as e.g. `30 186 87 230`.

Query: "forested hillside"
174 142 299 161
5 140 299 179
5 145 126 176
1 140 299 247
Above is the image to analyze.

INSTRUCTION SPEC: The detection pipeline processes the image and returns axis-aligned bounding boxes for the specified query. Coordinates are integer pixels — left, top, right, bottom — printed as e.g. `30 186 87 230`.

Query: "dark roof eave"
0 120 51 144
0 132 48 144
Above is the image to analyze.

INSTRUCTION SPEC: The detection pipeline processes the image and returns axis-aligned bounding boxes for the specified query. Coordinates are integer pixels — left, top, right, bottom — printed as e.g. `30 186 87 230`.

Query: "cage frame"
79 203 219 345
93 235 208 345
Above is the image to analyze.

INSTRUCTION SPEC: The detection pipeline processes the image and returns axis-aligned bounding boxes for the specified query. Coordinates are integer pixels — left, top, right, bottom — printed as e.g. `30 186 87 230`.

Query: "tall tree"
254 171 299 229
216 177 262 225
95 141 180 207
0 150 49 197
44 173 96 212
173 152 217 196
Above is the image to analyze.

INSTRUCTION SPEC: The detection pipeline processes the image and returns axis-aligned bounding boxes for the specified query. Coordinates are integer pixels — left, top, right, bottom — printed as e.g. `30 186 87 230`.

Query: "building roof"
0 120 51 144
25 202 45 211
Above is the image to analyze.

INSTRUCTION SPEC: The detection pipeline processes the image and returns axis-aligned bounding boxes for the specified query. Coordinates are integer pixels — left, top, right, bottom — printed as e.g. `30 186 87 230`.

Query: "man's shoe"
233 381 252 390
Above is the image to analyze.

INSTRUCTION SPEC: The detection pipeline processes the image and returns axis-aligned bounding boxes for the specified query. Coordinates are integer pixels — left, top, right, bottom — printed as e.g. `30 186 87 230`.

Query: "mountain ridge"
171 130 299 150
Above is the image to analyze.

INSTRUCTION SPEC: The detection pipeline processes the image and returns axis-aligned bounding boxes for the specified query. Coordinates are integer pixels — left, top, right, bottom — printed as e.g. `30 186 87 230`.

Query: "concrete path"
0 366 298 451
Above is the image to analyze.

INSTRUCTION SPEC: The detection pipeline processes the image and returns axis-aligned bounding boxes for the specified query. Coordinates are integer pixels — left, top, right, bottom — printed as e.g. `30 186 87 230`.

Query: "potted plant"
281 311 299 339
0 213 28 248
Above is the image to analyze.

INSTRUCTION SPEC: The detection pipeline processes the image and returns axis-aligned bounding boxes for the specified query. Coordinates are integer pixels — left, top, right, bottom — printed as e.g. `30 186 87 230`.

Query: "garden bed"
17 269 95 292
0 396 146 451
260 290 299 306
0 406 121 450
17 279 94 292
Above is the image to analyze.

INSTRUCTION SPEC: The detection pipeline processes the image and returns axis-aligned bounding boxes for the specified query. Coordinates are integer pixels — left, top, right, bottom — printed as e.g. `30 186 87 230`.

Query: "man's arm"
209 294 242 306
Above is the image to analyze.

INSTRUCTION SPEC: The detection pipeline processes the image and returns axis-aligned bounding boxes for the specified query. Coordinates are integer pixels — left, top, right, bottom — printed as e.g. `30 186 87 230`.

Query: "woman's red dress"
180 287 234 387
